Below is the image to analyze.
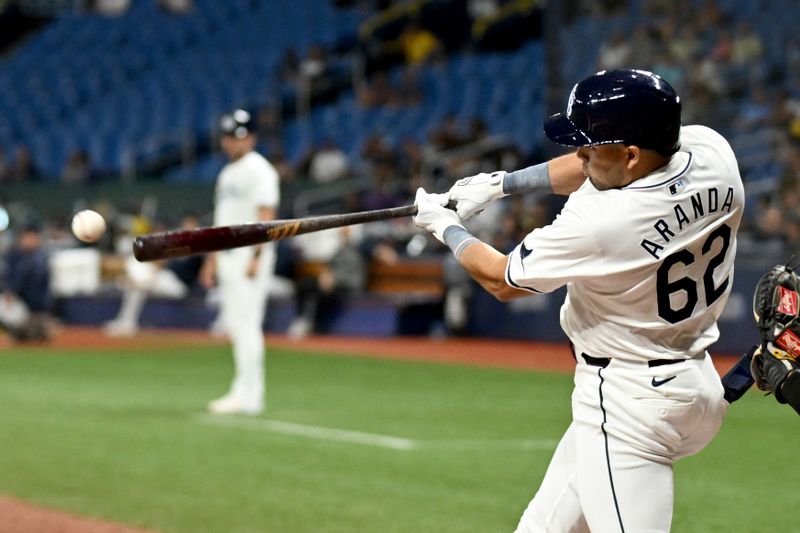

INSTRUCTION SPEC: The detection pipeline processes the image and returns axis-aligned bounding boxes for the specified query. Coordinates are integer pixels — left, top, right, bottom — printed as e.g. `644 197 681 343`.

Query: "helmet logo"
566 83 578 117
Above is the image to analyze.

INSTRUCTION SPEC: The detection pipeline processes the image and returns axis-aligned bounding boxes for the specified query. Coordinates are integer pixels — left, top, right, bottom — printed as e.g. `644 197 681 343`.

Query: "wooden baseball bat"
132 205 418 262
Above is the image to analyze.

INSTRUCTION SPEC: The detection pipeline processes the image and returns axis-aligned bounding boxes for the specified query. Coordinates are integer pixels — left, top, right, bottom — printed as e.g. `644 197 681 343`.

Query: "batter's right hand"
447 171 507 219
413 187 463 244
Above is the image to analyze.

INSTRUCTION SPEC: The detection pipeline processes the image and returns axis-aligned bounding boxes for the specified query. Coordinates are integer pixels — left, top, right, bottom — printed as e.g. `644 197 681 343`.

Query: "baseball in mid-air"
71 209 107 243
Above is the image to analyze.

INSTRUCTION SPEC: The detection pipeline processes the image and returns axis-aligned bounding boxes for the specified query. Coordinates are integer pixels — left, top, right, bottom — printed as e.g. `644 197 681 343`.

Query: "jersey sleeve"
249 157 280 210
505 199 602 294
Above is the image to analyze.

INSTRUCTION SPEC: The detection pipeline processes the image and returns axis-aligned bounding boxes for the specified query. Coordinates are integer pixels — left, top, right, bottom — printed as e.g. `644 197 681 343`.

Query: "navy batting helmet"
544 69 682 156
219 109 255 139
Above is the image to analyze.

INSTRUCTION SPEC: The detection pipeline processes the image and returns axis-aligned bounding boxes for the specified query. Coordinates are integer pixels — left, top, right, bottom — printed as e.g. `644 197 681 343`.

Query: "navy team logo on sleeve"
520 241 533 260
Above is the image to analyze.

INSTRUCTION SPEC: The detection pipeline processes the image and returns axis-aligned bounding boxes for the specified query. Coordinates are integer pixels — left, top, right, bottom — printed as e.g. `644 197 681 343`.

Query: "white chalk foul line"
422 439 558 451
197 414 417 450
196 414 556 452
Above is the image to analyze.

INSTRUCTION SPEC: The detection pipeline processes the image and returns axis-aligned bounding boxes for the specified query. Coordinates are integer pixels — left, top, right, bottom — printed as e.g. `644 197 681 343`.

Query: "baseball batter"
201 109 280 415
414 70 744 532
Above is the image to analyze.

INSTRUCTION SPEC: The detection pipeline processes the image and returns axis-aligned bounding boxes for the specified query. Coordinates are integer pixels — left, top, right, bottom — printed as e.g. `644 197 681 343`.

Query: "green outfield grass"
0 343 795 533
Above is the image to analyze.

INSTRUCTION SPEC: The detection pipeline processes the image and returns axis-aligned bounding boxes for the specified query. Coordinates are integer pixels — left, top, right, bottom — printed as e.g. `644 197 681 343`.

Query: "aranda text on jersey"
640 187 735 259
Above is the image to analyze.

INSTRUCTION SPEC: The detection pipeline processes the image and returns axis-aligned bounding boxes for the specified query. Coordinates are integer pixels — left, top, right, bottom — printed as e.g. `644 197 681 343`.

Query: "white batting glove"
447 170 507 219
413 187 464 244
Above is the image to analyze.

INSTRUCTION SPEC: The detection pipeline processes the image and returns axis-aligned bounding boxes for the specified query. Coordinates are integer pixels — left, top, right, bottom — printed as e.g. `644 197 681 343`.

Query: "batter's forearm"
444 232 528 301
547 153 586 195
502 153 584 196
504 162 552 195
461 244 525 301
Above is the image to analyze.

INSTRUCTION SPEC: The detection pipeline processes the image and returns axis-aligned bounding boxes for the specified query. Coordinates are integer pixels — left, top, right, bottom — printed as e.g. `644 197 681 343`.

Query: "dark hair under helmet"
543 69 682 156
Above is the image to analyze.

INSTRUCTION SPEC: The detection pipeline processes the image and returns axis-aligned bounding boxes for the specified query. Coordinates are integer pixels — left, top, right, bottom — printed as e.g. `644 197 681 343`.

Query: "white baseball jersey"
214 151 280 227
506 125 744 361
214 151 280 278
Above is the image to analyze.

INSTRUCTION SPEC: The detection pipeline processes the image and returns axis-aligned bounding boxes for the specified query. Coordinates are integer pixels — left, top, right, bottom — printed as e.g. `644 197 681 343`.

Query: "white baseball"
71 209 107 243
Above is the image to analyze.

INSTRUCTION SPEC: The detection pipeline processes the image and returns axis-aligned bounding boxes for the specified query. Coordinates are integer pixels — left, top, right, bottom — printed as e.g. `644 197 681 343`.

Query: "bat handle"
400 201 457 214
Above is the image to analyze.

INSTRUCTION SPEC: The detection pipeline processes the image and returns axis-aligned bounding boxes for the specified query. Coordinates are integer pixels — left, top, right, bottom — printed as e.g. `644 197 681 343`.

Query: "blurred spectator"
104 214 204 337
357 68 422 109
691 51 726 97
308 139 350 183
360 132 398 169
753 199 785 243
7 145 36 182
786 35 800 86
734 86 773 130
730 20 763 66
396 69 424 106
398 136 424 177
278 48 301 86
774 169 800 213
629 25 661 66
710 29 733 63
695 0 727 32
650 51 685 92
397 21 444 67
428 114 467 151
468 0 499 19
0 223 52 342
88 0 130 16
785 211 800 257
465 117 490 144
267 144 297 184
360 171 404 210
775 90 800 141
357 71 400 108
61 149 93 185
489 210 524 253
157 0 193 14
597 29 633 70
682 81 720 126
300 45 328 83
0 147 8 182
668 24 700 64
298 45 336 102
256 105 284 148
287 226 367 338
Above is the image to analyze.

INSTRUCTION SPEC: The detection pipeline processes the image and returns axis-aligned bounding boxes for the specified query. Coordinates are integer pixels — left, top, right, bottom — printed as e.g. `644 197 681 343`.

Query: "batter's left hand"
448 171 507 219
413 187 464 243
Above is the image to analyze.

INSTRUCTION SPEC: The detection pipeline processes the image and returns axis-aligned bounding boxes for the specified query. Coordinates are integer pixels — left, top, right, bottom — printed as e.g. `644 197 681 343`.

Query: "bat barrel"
133 204 419 262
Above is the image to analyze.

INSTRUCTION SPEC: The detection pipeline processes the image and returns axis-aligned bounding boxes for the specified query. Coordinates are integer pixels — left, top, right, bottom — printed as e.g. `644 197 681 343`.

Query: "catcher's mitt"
751 265 800 415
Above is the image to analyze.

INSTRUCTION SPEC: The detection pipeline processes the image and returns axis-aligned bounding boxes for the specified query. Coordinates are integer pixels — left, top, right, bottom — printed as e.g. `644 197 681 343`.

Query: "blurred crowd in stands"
586 0 800 259
2 0 800 341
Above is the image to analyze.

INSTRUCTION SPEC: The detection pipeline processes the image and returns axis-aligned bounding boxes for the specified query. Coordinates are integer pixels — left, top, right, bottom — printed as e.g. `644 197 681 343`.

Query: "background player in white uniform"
414 70 744 532
201 109 280 415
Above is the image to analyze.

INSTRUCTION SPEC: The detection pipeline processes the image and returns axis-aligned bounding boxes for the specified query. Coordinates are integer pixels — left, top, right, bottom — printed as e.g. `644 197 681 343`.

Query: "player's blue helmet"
219 109 255 139
544 69 682 156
